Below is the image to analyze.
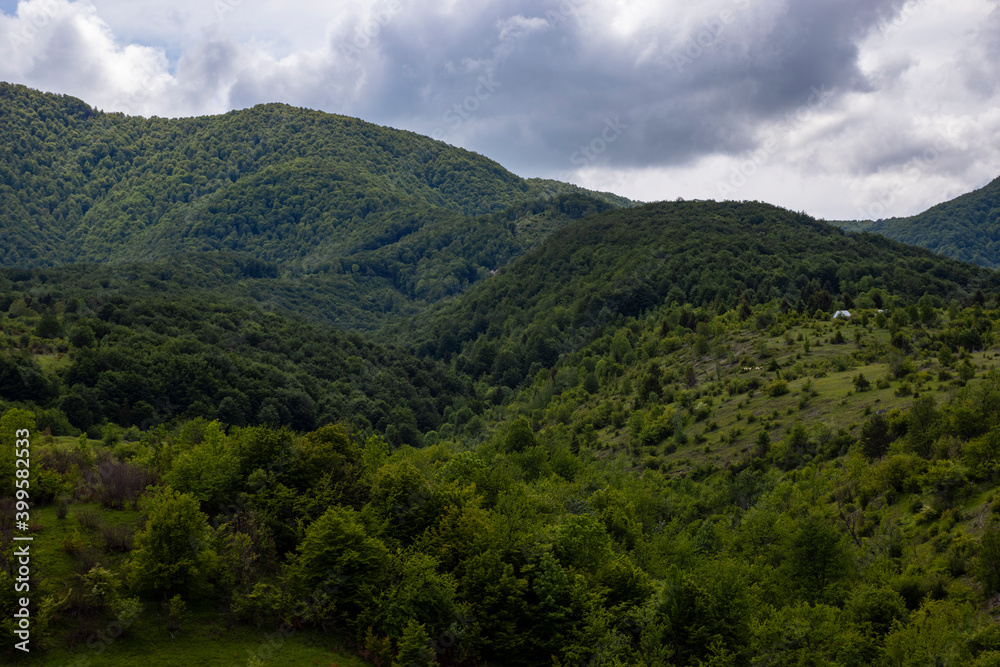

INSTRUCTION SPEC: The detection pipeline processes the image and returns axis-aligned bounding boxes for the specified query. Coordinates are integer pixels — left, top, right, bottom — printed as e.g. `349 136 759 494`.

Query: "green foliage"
126 487 218 597
394 619 435 667
504 416 536 453
80 565 121 611
785 513 855 603
0 407 35 495
881 599 977 666
976 524 1000 596
860 413 893 459
844 585 908 637
765 379 789 397
165 594 189 633
288 505 390 630
365 551 459 651
165 420 239 508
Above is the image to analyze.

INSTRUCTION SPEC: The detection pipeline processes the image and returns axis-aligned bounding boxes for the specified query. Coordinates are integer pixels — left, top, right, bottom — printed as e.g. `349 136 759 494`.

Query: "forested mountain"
831 176 1000 269
0 82 629 293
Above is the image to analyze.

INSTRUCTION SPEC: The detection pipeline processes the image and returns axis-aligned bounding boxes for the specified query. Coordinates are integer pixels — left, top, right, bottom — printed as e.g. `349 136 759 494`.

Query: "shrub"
75 506 102 531
96 461 150 510
61 529 85 556
766 379 789 397
100 523 135 553
164 594 188 634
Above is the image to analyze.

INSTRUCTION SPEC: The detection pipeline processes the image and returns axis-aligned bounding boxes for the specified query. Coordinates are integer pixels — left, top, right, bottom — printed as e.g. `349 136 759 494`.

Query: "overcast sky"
2 0 999 220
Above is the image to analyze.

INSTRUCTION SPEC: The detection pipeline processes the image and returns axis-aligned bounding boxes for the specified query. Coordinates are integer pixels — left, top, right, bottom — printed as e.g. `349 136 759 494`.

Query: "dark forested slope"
832 176 1000 269
0 259 478 446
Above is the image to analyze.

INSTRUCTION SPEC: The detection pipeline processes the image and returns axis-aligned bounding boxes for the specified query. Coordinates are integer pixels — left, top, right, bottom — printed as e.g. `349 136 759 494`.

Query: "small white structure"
832 310 852 319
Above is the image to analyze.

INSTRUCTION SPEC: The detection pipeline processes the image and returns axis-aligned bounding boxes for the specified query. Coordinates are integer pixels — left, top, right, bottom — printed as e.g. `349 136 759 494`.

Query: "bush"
766 379 789 397
100 523 135 553
96 461 150 510
164 594 188 633
75 506 102 531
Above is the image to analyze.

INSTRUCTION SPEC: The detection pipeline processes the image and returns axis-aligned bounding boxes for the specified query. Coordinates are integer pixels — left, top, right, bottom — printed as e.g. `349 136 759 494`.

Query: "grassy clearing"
580 316 997 475
29 612 365 666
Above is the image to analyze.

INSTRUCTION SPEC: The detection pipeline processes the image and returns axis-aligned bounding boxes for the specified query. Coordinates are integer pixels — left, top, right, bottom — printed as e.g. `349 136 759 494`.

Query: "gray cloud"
332 0 912 175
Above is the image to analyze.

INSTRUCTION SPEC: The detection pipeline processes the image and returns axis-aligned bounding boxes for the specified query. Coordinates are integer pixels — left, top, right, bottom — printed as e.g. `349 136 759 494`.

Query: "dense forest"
0 82 628 267
0 82 629 330
5 84 1000 666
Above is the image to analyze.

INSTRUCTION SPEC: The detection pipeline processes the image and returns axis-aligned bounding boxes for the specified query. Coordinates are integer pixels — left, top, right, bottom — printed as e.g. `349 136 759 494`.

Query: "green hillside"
412 199 1000 388
5 199 1000 665
831 177 1000 269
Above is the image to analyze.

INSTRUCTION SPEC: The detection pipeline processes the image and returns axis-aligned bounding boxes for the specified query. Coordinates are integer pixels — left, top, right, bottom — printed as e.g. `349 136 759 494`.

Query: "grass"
27 611 367 666
35 353 72 373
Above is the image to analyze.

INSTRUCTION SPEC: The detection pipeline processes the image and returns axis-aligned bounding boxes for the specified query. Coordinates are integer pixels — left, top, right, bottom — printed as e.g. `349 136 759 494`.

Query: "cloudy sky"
2 0 999 220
